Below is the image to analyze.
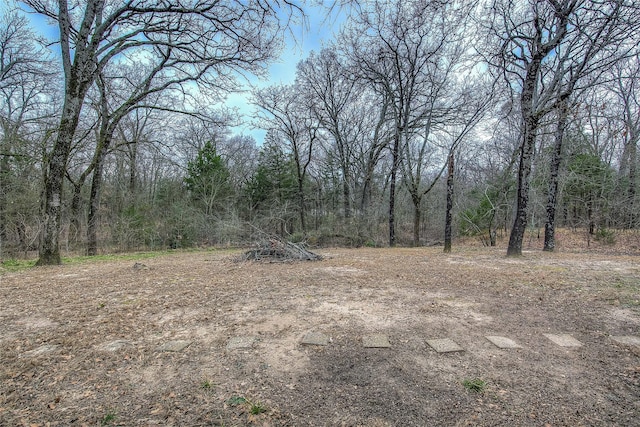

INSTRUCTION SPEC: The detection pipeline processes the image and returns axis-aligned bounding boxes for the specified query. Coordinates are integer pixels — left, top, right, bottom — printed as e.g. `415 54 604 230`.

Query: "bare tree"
610 54 640 227
23 0 302 264
541 2 640 251
0 10 54 257
443 149 455 252
253 83 319 234
488 0 573 256
297 48 359 220
353 90 393 217
303 61 392 230
85 59 235 255
342 0 473 246
403 79 492 247
456 101 521 247
484 0 640 255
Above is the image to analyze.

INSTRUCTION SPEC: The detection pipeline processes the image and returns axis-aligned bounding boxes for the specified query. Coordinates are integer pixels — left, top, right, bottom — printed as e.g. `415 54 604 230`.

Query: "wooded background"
1 0 639 263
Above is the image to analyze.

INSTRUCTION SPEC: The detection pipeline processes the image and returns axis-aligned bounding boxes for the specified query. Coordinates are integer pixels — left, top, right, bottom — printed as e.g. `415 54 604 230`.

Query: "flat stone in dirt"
301 331 330 346
362 334 391 348
611 335 640 347
21 344 59 357
485 335 522 349
97 340 133 352
426 338 464 353
543 333 583 347
156 340 191 352
226 336 257 350
132 262 149 271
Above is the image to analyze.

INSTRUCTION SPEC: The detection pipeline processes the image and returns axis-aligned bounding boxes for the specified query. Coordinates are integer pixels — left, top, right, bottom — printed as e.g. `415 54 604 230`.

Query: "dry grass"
1 231 639 426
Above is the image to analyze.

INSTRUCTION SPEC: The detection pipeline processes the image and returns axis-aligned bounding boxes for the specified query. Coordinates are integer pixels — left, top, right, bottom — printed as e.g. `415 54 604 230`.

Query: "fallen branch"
238 235 322 262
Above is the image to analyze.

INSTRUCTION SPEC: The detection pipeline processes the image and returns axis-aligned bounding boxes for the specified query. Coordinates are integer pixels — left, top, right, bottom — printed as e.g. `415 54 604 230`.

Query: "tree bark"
412 201 421 247
36 0 98 265
69 181 84 245
68 160 97 244
335 134 352 220
544 98 569 251
342 176 351 220
87 142 108 256
297 178 306 234
37 97 83 265
444 151 454 253
507 114 539 256
69 181 83 238
629 138 637 227
0 145 8 257
388 131 400 247
128 142 137 195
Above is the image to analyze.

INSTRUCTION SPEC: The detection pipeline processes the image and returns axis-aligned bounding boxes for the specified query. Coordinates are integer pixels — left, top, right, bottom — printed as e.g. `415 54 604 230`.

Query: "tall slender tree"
253 84 319 234
297 48 359 221
342 0 472 246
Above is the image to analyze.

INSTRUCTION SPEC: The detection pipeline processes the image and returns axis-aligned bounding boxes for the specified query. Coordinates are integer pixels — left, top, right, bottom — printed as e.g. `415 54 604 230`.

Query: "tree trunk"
0 148 8 258
360 156 378 215
628 135 637 227
412 200 421 247
87 148 107 256
297 178 306 234
507 46 546 257
37 154 65 265
69 181 83 245
342 177 351 220
37 102 81 265
360 175 371 215
507 114 539 256
544 99 569 251
69 163 95 245
444 151 454 253
36 0 95 265
389 131 400 247
338 136 351 220
87 97 115 255
129 142 137 195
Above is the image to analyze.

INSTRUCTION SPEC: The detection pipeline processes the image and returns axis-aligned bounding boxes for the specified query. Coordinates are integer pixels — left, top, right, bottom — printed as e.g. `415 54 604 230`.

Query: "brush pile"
239 235 322 262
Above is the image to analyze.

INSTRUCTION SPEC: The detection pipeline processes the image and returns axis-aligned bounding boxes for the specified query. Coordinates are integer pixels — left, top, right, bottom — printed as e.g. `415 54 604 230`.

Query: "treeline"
0 1 639 262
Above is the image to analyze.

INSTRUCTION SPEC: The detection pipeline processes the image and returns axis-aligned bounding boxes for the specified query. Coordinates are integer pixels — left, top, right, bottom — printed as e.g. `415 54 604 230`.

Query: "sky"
223 3 346 143
12 1 346 145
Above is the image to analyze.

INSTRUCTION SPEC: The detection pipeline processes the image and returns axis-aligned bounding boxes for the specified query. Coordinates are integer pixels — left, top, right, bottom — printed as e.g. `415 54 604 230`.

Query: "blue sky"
225 3 345 143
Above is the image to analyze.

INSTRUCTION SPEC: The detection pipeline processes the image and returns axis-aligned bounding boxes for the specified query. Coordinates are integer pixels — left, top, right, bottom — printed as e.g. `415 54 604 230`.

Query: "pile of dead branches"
238 235 323 262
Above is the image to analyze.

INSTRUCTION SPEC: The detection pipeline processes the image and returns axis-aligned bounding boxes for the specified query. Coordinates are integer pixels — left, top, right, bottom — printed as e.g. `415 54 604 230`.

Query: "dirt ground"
1 239 639 426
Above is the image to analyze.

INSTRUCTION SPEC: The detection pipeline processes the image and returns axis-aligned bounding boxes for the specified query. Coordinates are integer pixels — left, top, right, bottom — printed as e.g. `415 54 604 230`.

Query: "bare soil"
1 240 639 426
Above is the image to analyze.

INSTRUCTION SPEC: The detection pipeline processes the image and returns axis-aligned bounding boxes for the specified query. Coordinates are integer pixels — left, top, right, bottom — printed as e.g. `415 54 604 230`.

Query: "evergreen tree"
563 153 615 234
184 141 232 216
244 140 299 234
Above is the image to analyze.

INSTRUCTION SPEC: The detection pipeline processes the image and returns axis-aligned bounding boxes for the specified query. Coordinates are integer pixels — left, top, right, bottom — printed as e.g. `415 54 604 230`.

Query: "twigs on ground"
238 234 322 262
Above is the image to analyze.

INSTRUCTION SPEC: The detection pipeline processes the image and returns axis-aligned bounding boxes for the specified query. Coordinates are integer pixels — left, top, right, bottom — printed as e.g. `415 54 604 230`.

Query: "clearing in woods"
1 240 639 426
